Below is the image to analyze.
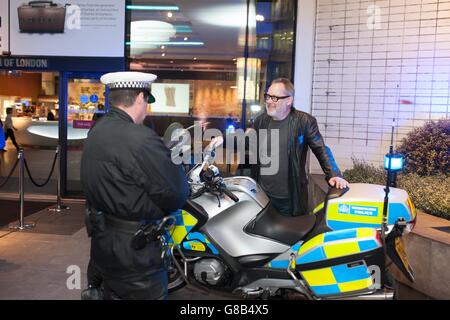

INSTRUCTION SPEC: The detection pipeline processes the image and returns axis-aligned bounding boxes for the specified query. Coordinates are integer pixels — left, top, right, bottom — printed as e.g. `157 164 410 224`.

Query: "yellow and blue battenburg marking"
265 243 302 269
326 201 413 230
183 232 219 254
296 228 380 264
166 210 219 255
295 228 380 296
300 263 374 296
266 228 380 270
167 209 197 245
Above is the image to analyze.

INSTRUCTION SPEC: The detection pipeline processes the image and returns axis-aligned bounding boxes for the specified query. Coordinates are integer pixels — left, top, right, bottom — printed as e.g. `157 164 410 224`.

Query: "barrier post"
9 149 35 231
49 146 70 213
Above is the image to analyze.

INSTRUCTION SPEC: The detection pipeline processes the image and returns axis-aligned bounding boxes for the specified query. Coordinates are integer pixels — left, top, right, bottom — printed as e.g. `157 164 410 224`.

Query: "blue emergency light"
384 153 404 171
226 124 236 134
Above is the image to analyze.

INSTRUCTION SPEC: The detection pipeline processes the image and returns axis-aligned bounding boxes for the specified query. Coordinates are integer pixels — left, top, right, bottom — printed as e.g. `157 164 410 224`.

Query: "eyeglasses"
263 93 290 102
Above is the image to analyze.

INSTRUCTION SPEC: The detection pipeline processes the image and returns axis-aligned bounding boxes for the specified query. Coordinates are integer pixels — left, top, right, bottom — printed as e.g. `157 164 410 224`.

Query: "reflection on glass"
68 79 106 122
127 0 296 132
67 78 106 195
246 0 296 125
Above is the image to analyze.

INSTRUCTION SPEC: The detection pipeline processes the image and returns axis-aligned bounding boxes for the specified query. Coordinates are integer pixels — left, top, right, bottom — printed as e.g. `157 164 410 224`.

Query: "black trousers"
4 129 19 150
88 228 168 300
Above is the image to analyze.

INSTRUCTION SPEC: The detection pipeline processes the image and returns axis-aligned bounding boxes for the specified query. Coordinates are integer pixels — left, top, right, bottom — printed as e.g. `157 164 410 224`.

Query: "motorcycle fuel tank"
192 177 289 257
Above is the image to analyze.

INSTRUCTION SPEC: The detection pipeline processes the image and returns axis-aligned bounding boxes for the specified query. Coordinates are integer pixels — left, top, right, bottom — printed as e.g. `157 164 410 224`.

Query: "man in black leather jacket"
80 72 189 299
251 78 348 216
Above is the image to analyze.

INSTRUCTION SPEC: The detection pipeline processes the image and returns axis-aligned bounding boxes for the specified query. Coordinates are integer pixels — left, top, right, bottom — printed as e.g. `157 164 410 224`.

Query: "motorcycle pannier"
295 228 384 298
18 1 67 33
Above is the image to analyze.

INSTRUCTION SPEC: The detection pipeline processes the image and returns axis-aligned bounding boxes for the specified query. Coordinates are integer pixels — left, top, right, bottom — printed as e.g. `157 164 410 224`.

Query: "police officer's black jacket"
81 107 189 221
252 107 342 216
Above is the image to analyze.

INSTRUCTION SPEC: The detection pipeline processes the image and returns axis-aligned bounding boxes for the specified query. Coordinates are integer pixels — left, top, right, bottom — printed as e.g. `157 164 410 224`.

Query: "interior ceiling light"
126 5 179 11
130 20 176 51
193 4 256 28
256 14 265 22
250 104 262 112
174 25 193 33
167 12 173 18
184 37 188 41
127 41 204 46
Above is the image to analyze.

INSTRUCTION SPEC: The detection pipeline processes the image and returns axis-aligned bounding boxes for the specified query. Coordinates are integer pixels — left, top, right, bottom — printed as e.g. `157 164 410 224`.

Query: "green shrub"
397 174 450 219
396 119 449 176
343 160 450 220
343 158 386 185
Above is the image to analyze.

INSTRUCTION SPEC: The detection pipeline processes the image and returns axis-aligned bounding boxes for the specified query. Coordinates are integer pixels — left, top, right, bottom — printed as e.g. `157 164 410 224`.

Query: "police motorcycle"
163 132 416 300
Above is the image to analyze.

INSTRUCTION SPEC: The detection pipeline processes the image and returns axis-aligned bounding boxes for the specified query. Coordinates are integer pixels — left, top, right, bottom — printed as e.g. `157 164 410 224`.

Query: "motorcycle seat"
245 204 316 246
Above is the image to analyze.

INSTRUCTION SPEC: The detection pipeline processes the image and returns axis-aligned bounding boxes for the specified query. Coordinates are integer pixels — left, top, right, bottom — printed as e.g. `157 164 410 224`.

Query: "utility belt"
85 208 165 250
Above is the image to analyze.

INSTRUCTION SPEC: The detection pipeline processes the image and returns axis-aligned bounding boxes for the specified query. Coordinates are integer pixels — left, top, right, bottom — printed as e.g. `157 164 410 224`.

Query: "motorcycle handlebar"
223 187 239 202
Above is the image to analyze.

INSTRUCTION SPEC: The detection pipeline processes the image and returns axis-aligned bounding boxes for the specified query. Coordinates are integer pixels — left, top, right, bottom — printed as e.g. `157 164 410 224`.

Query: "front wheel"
168 261 187 293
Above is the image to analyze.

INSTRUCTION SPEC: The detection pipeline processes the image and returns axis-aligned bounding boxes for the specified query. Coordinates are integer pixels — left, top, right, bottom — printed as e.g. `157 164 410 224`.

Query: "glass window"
246 0 297 126
0 71 60 195
66 77 107 194
127 0 297 133
67 79 106 122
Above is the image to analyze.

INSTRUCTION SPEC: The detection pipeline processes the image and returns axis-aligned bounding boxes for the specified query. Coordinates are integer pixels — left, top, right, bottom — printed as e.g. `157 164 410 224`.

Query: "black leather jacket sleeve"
305 116 342 181
134 134 190 213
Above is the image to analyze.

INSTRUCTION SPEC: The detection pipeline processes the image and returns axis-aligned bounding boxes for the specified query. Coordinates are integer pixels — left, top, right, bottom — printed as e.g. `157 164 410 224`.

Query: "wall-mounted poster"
150 83 190 114
9 0 125 57
0 1 9 54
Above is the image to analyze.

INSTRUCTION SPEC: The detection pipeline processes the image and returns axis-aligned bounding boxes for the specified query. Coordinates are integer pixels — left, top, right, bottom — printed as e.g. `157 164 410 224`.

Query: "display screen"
0 1 9 53
9 0 125 57
150 83 190 114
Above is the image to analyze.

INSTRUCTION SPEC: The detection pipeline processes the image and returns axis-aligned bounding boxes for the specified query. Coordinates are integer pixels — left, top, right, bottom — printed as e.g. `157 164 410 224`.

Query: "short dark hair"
271 77 295 97
6 108 13 114
107 89 148 108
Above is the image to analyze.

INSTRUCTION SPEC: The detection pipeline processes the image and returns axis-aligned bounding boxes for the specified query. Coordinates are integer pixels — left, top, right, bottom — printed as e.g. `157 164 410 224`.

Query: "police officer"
80 72 189 300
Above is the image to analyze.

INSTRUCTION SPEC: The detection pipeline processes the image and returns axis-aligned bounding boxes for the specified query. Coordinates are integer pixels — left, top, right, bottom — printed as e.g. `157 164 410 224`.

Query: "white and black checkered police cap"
100 71 157 90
